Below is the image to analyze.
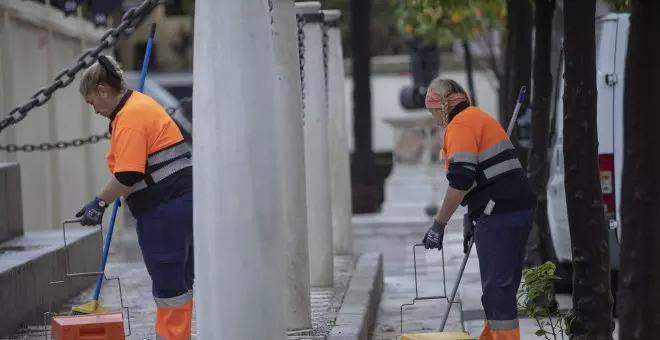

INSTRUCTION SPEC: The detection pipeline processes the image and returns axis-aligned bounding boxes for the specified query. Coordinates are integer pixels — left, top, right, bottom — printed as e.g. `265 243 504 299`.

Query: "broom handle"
92 23 157 302
507 86 528 136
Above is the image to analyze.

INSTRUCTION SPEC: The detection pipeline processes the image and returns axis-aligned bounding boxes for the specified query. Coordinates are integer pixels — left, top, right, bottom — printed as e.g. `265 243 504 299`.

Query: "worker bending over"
75 55 194 340
422 78 535 340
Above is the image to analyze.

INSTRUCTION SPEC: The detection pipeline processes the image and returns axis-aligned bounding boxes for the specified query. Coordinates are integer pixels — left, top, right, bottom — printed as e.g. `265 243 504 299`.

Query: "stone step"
0 228 102 336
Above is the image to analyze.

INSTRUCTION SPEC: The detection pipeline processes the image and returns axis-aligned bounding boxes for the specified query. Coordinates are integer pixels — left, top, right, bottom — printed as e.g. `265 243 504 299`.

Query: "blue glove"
463 214 475 254
76 197 108 226
422 219 446 250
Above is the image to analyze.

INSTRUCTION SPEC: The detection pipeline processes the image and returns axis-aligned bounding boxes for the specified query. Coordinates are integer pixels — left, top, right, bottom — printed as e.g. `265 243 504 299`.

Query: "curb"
327 252 384 340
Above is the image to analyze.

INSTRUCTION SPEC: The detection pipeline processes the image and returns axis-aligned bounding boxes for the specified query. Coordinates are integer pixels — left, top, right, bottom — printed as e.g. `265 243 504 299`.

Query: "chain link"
0 97 192 153
0 0 161 135
296 13 307 112
322 21 329 113
268 0 274 25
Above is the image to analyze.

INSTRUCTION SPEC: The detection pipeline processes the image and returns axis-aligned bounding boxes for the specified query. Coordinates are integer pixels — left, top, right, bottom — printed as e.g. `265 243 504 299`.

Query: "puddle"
0 245 43 255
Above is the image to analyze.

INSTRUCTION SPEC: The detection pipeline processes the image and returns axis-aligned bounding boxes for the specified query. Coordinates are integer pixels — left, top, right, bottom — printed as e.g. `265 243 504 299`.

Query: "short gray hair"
79 54 127 96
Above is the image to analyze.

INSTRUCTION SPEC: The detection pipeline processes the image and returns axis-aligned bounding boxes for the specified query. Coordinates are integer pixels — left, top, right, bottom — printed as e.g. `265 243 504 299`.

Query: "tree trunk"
548 0 564 144
502 0 533 170
350 0 377 213
563 1 613 338
618 1 660 339
524 0 556 270
462 39 477 106
498 1 513 124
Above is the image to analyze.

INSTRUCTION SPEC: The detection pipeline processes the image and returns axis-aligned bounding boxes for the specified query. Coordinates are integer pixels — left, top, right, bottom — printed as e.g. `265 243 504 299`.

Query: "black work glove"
76 197 108 226
462 213 474 254
422 219 446 250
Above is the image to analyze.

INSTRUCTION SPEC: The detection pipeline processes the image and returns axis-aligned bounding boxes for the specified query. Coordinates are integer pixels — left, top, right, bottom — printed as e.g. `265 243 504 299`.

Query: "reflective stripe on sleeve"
448 152 478 165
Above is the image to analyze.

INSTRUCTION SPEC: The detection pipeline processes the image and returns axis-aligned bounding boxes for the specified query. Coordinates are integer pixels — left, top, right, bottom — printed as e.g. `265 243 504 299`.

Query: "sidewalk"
7 227 357 340
353 213 620 340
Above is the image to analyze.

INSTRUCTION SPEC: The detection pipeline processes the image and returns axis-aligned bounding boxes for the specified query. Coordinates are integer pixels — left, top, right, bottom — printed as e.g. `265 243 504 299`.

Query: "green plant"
517 261 574 339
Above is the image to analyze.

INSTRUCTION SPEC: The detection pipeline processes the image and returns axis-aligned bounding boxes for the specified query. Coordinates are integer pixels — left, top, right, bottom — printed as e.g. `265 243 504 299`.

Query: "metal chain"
0 97 192 153
268 0 274 25
296 13 307 112
0 0 160 135
322 21 329 113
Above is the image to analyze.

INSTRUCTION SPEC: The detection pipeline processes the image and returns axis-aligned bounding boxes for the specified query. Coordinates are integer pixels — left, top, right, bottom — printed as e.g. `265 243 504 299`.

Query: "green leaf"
535 329 547 337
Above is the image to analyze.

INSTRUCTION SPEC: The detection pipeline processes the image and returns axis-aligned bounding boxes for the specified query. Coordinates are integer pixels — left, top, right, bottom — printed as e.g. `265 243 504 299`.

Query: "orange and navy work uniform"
442 101 535 340
107 90 193 340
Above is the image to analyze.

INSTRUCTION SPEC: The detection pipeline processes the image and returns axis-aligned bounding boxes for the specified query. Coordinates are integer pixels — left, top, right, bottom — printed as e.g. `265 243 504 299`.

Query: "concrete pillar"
192 1 286 339
295 1 334 288
323 10 353 255
271 0 312 331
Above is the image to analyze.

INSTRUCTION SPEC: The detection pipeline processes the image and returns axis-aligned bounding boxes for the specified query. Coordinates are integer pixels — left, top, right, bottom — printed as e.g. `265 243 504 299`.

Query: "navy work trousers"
474 208 533 321
136 191 194 300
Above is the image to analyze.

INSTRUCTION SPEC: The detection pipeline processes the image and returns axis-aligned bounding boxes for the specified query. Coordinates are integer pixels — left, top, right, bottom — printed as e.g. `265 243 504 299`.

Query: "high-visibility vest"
442 102 535 218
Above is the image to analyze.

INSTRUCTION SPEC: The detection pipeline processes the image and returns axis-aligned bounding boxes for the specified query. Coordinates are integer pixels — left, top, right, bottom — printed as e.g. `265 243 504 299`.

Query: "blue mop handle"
92 23 157 302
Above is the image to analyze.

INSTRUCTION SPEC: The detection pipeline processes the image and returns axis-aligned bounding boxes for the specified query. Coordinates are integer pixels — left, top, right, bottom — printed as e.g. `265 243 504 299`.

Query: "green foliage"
393 0 506 47
517 261 573 339
601 0 631 12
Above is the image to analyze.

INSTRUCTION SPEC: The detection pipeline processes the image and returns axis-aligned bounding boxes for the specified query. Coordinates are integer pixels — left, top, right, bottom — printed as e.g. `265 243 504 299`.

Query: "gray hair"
427 77 472 105
78 54 127 96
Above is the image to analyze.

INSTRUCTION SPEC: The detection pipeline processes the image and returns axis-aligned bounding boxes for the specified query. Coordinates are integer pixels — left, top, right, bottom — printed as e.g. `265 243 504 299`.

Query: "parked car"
546 13 628 305
124 72 192 144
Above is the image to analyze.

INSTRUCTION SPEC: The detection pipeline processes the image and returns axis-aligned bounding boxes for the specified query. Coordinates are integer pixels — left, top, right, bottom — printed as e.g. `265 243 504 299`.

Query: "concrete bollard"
323 10 353 255
271 0 312 331
192 0 286 339
295 1 334 288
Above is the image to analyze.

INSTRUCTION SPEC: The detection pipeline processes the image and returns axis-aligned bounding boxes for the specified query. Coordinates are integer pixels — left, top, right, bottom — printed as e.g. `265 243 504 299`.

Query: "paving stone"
6 230 357 340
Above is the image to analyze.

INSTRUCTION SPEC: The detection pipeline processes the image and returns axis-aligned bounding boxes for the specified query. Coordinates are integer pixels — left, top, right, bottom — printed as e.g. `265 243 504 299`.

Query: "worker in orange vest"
75 55 194 340
422 78 535 340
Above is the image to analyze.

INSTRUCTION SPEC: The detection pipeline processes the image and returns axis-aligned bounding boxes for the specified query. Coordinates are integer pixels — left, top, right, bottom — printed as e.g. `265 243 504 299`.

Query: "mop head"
70 300 109 315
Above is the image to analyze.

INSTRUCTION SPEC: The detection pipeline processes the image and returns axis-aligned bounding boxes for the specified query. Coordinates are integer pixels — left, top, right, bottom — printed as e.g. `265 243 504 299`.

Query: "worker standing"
75 55 194 340
422 78 535 340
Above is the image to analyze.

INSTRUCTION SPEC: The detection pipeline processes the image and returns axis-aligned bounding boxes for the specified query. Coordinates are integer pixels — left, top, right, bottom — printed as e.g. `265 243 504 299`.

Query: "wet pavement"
6 225 356 340
352 218 467 340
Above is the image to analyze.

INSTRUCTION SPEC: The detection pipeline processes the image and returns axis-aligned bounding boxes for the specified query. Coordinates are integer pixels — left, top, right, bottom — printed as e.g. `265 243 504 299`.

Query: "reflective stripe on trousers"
474 209 533 340
155 290 193 340
479 320 520 340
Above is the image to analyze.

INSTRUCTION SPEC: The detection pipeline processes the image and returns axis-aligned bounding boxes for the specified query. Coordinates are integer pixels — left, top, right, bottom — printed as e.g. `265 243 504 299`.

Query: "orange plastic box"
51 312 125 340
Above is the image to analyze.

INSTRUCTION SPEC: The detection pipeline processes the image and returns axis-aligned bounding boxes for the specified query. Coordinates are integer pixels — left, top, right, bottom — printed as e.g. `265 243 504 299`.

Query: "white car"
546 13 628 303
